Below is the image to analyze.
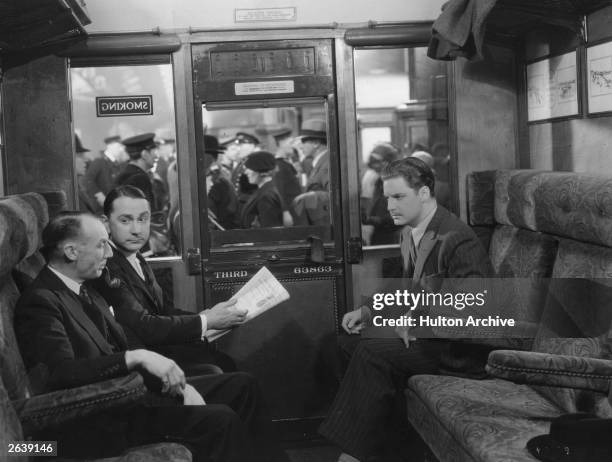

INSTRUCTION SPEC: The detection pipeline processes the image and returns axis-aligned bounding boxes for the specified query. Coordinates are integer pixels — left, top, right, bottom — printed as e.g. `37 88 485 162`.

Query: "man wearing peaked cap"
233 132 260 146
115 133 159 209
122 132 158 152
83 135 127 213
204 135 240 230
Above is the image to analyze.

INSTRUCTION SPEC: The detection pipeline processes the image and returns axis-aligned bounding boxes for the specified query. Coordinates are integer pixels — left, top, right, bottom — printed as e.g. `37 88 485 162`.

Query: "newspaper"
205 266 290 341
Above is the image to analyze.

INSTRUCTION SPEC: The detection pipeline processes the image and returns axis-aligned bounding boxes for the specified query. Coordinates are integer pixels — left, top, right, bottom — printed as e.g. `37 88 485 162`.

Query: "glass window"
201 102 333 248
354 47 450 247
70 63 179 258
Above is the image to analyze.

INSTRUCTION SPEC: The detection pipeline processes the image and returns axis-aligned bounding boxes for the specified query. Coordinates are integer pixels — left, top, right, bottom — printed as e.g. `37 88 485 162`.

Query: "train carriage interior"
3 0 612 461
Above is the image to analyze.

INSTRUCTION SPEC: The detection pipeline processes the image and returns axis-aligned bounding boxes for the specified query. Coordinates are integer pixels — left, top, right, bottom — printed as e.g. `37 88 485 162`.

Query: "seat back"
469 169 612 416
0 193 50 453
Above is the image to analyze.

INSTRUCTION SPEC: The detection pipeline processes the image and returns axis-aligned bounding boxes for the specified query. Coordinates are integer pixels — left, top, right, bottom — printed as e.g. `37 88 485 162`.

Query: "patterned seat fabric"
406 375 562 462
0 193 191 462
405 170 612 462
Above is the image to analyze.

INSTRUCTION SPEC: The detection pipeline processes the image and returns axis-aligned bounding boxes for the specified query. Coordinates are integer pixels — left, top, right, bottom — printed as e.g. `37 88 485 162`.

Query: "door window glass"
354 47 450 248
201 102 333 248
70 63 179 258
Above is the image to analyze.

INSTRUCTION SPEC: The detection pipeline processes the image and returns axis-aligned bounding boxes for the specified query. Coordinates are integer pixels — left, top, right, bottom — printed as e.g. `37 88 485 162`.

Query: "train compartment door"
191 39 344 435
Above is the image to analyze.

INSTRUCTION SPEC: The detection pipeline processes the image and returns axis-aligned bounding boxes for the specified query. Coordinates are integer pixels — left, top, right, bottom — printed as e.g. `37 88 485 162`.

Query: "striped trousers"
319 337 448 460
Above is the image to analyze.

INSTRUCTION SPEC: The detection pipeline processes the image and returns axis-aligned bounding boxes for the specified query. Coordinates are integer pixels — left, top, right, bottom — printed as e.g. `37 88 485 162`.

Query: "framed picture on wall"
527 51 579 123
586 41 612 115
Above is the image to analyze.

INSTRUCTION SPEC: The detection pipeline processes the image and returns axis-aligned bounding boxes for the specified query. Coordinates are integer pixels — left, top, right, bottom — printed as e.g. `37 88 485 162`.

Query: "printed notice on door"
235 80 295 96
235 7 297 22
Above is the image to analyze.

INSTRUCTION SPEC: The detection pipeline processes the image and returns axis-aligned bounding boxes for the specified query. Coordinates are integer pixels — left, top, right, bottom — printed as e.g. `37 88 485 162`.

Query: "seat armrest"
486 350 612 393
14 372 146 435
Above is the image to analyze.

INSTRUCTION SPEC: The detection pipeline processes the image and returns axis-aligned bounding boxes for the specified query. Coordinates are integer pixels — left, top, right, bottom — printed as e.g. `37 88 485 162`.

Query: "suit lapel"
412 207 449 281
112 251 162 311
89 288 128 350
40 269 115 355
308 151 328 186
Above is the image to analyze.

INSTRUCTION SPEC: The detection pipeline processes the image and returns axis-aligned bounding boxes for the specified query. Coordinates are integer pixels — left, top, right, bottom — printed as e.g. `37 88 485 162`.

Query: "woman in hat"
239 151 283 228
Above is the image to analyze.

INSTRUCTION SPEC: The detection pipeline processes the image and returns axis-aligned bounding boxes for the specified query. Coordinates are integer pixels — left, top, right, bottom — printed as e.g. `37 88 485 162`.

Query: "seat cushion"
531 239 612 416
112 443 191 462
406 375 563 462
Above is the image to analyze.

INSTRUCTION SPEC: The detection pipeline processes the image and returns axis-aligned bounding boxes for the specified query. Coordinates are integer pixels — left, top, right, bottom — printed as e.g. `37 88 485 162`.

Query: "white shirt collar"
410 204 438 248
47 265 82 295
125 250 146 280
108 240 145 280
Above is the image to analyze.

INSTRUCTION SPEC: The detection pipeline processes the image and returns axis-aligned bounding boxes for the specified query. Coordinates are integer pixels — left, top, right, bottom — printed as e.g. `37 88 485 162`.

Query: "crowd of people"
75 117 333 255
205 117 331 231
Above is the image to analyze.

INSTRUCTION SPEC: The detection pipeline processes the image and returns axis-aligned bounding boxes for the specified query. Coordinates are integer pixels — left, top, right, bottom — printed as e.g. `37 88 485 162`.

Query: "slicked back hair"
41 212 87 262
103 185 149 217
380 156 436 197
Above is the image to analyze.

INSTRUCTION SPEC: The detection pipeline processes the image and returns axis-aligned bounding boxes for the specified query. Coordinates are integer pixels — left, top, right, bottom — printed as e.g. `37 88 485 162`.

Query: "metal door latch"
186 248 202 275
346 237 363 264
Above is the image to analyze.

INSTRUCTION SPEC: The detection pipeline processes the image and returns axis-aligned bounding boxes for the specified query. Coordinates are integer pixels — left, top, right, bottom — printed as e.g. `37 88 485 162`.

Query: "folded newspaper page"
206 266 290 341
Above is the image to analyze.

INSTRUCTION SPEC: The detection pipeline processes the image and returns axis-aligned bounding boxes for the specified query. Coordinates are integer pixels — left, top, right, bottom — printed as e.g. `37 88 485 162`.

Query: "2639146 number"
7 441 57 456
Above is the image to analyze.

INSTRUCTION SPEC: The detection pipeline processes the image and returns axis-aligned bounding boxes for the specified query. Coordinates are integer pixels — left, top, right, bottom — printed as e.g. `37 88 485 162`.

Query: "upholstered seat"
0 192 191 462
406 375 561 462
406 170 612 462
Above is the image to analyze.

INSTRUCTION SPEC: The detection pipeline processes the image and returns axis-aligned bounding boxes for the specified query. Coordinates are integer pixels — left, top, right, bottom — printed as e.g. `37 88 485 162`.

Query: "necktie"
79 285 109 341
132 257 146 281
409 234 417 268
79 285 93 306
401 228 417 276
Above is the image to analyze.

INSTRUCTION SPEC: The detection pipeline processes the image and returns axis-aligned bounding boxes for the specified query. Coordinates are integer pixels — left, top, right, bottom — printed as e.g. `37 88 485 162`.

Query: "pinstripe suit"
319 206 493 460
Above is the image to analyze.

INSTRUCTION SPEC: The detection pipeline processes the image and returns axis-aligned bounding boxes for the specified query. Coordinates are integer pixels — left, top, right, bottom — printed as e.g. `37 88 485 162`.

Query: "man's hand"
342 308 365 335
125 349 186 395
204 299 248 330
396 325 416 348
182 384 206 406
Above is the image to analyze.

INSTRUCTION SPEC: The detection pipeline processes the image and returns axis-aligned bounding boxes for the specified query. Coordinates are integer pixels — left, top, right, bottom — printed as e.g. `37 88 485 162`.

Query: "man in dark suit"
94 185 245 373
115 133 158 210
14 212 269 462
83 135 126 213
319 157 493 462
292 119 330 225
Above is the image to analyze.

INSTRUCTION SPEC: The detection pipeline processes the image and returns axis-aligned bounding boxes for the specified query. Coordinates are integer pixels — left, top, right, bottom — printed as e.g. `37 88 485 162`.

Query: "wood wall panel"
3 54 73 205
454 44 518 220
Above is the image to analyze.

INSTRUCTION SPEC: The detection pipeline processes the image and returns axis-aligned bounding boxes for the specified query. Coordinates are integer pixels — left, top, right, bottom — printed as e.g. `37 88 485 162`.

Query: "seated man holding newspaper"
15 211 286 461
93 185 245 373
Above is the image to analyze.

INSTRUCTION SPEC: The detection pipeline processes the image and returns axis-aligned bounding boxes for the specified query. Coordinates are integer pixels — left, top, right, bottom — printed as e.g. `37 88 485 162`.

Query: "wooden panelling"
529 117 612 172
454 44 519 220
3 54 73 205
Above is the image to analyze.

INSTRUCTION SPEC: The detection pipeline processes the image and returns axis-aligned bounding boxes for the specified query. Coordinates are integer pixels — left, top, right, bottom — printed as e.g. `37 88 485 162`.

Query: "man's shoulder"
17 269 64 308
436 207 478 238
105 253 136 282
